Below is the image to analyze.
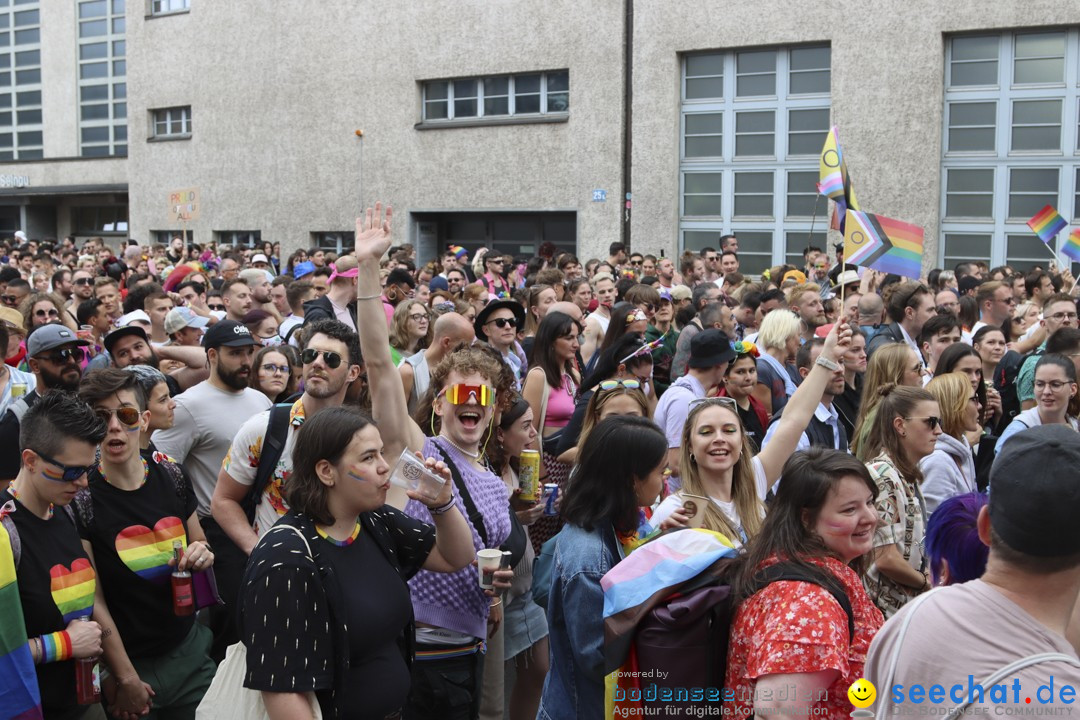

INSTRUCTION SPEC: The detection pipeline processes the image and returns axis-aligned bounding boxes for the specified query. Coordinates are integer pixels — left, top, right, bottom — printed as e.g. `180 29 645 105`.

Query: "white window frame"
216 231 260 249
421 70 569 122
149 0 189 16
151 105 191 139
0 1 44 161
678 44 831 276
941 29 1080 271
311 232 354 255
77 0 126 158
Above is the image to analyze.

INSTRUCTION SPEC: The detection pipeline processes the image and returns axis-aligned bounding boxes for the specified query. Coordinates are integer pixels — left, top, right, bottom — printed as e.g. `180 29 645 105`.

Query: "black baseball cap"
104 325 148 355
991 424 1080 557
202 320 258 349
688 329 736 369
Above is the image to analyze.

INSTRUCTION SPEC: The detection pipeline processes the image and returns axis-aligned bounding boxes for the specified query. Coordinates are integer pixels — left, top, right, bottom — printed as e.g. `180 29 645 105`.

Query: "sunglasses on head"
34 449 98 483
905 416 941 430
441 383 493 407
689 396 739 411
598 379 641 392
95 406 142 427
38 347 86 365
301 348 343 369
487 317 518 330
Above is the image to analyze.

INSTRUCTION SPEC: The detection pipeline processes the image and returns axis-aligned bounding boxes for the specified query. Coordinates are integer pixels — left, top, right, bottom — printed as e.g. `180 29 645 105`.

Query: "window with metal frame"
216 231 260 249
152 106 191 139
679 44 831 276
312 232 355 255
78 0 126 157
940 29 1080 272
150 0 188 15
422 70 569 122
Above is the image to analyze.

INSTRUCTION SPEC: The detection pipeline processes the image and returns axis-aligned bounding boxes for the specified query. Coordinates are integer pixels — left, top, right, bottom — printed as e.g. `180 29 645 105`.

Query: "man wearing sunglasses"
151 320 271 661
0 324 91 485
0 391 109 720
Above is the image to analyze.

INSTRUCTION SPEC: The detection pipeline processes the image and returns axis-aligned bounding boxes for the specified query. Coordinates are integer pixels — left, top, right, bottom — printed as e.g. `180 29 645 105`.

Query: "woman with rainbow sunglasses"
354 204 516 720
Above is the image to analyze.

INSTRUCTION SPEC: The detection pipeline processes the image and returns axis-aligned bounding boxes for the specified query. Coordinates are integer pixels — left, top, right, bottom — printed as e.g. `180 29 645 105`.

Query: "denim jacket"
538 522 620 720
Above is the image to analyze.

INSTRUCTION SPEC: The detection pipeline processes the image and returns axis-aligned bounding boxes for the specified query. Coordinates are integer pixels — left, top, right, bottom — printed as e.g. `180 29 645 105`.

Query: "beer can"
10 383 26 399
543 483 559 516
518 449 541 502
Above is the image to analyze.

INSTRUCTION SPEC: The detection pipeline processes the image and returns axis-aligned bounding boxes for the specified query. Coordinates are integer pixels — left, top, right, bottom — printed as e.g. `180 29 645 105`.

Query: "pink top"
544 374 576 429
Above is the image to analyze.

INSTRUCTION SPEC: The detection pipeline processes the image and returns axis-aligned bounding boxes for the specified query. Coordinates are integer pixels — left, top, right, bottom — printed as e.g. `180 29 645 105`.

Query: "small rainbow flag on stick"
844 210 925 279
1062 229 1080 263
1027 205 1069 244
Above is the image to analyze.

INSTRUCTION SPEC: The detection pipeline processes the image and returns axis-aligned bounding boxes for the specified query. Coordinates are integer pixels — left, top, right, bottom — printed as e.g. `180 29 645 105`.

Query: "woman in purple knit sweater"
355 204 514 720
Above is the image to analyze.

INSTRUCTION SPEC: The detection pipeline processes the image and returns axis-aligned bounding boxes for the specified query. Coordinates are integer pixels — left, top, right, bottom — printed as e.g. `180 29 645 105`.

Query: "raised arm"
757 321 851 482
354 203 425 461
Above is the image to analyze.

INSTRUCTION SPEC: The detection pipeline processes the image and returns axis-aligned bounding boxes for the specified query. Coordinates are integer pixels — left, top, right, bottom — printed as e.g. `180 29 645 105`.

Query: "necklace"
316 520 361 547
439 435 481 460
100 456 149 489
8 483 53 520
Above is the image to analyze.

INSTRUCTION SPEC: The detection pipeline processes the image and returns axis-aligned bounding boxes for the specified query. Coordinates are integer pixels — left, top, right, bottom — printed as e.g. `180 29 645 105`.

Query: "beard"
125 350 161 370
304 371 346 399
39 364 81 393
218 363 251 391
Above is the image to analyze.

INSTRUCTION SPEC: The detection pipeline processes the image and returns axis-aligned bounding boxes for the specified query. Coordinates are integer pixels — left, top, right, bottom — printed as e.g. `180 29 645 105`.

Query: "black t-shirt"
74 460 197 658
737 401 765 453
242 508 436 720
321 529 412 719
1 489 95 720
0 390 40 479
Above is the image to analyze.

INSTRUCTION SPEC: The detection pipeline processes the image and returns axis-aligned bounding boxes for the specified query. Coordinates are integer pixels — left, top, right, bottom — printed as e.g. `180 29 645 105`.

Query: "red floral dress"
724 555 884 719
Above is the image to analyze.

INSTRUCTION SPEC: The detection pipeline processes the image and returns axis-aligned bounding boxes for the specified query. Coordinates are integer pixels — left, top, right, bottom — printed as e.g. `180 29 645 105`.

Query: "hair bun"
877 382 899 399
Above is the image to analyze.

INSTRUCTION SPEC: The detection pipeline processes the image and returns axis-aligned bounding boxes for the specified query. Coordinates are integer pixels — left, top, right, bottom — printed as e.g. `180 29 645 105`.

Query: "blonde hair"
865 383 935 484
787 283 822 311
852 342 917 460
577 385 649 452
678 400 763 541
756 309 801 352
388 299 432 355
926 372 972 440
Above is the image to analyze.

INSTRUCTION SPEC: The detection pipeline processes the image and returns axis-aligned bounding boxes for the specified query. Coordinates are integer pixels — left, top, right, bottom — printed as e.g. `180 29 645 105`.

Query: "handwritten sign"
169 187 200 221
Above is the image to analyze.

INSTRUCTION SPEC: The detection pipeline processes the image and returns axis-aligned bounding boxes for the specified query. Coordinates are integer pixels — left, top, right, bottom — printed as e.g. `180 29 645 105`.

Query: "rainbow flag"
818 126 860 233
0 505 44 720
1063 229 1080 263
1027 205 1068 244
844 210 925 279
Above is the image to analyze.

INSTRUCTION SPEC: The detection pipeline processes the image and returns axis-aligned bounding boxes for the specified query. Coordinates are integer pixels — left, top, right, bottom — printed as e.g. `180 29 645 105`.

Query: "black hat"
991 424 1080 557
202 320 258 350
103 325 148 355
474 300 526 342
958 275 983 295
688 329 736 369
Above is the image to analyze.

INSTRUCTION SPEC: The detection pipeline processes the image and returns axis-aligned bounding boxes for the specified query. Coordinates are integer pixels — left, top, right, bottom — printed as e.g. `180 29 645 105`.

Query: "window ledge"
146 9 190 19
148 134 192 143
415 114 568 131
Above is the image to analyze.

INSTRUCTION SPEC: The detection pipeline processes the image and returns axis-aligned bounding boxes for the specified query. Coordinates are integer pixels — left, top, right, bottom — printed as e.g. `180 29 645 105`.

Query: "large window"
941 29 1080 271
216 231 260 249
78 0 127 157
152 106 191 139
312 232 354 255
0 1 44 160
422 70 569 122
73 205 128 235
679 45 831 275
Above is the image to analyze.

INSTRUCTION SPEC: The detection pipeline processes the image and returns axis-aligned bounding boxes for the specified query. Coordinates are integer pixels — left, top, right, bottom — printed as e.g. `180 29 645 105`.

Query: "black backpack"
241 403 293 524
606 551 853 714
993 348 1041 436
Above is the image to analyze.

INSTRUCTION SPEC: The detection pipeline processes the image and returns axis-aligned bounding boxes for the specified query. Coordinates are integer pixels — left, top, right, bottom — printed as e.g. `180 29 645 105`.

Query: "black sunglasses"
38 347 86 365
906 416 941 430
73 277 94 286
34 449 98 483
486 317 518 329
301 348 343 369
207 303 225 311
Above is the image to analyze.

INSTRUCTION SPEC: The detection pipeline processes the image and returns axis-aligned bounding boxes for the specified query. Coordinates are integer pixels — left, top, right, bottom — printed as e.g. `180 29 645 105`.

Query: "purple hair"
925 492 989 585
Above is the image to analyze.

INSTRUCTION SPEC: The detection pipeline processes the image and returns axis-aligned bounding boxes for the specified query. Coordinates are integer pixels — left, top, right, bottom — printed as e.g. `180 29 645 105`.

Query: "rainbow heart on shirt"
115 516 187 584
50 558 96 623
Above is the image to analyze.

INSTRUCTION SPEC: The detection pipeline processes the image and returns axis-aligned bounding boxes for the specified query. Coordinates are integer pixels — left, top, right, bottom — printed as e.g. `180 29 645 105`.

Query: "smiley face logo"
848 678 877 709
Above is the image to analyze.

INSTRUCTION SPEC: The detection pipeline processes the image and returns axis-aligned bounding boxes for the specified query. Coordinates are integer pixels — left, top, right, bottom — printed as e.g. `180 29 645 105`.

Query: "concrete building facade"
0 1 1078 276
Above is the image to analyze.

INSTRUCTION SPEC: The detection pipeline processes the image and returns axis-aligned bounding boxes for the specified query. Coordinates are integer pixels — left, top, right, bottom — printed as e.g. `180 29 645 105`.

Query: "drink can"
518 450 541 502
11 383 26 399
543 483 559 516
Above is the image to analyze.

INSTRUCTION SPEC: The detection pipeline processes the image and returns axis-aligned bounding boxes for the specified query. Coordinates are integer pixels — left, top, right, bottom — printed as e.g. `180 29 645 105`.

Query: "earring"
690 453 696 464
901 432 907 438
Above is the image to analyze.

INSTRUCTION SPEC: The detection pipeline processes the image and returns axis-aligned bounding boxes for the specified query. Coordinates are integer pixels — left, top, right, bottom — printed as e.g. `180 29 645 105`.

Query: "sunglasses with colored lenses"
487 317 518 330
95 406 142 427
301 348 343 369
442 383 493 407
34 450 98 483
598 379 642 391
906 416 941 430
38 347 86 365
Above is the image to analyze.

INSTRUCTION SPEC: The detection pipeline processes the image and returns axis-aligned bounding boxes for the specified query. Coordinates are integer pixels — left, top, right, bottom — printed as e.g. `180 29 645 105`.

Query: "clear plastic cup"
388 448 446 501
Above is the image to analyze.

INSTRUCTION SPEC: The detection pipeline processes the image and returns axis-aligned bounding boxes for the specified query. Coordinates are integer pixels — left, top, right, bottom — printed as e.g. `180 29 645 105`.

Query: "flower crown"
731 340 759 358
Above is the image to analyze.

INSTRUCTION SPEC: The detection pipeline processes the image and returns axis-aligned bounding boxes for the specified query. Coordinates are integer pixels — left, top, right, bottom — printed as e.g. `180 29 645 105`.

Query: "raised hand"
354 202 393 262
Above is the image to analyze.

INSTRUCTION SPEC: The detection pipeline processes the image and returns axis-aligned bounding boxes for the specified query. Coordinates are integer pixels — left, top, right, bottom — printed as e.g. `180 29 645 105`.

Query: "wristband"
41 630 72 663
815 355 841 371
429 498 457 516
356 293 383 301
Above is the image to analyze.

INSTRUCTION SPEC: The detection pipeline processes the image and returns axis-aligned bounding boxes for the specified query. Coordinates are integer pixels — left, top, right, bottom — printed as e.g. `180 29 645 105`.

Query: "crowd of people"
2 216 1080 720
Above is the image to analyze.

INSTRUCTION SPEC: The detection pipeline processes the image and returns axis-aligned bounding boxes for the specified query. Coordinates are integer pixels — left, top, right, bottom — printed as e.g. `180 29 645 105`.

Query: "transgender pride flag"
0 503 44 720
